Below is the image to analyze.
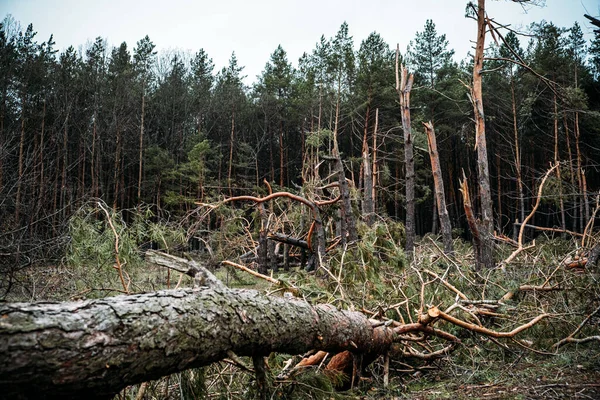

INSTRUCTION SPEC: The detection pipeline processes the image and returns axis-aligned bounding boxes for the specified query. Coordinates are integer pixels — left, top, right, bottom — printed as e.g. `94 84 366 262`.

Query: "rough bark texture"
471 0 494 269
0 287 393 400
424 122 453 254
396 53 415 253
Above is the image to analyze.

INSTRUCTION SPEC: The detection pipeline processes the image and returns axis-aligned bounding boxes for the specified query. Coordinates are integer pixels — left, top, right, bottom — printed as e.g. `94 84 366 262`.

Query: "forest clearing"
1 0 600 398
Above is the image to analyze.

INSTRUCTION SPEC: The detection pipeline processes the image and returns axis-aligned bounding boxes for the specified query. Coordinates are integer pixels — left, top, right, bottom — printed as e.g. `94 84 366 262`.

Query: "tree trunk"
112 120 121 210
91 108 98 200
279 121 285 187
137 85 145 202
396 46 415 253
332 88 357 244
60 110 70 218
15 95 25 222
510 76 525 224
362 106 374 226
574 113 584 232
0 286 395 400
228 111 235 195
470 0 494 269
424 121 453 253
553 89 566 232
563 114 577 232
362 149 374 226
372 108 379 214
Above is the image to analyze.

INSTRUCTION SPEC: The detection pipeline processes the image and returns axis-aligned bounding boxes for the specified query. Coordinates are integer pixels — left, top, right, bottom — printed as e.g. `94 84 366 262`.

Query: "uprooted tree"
0 251 556 400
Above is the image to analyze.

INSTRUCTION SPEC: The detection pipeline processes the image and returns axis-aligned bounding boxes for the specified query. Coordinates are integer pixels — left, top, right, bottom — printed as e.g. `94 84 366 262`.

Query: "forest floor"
391 351 600 399
6 229 600 400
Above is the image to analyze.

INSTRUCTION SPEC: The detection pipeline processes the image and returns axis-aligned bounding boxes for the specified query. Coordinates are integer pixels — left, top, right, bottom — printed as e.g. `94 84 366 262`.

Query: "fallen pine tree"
0 252 553 399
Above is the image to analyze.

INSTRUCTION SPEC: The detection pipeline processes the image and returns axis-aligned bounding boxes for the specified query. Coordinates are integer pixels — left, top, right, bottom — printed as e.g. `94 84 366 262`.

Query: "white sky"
2 0 598 85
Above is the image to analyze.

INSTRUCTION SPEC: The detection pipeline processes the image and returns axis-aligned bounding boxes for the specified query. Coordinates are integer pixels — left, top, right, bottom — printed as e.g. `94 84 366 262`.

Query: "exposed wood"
459 172 482 260
372 107 379 214
222 260 283 287
424 121 453 254
500 163 558 268
396 45 415 253
428 306 550 338
470 0 495 269
98 201 129 294
145 250 225 290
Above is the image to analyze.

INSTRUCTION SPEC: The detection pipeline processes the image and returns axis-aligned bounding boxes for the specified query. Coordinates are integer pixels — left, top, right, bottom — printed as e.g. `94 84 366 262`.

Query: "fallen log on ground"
0 285 397 399
0 252 553 399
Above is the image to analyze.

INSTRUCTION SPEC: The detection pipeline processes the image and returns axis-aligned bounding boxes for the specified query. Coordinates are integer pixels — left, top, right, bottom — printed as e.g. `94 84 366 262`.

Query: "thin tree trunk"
496 152 502 230
424 121 453 253
37 99 46 218
15 96 25 221
362 148 374 226
510 76 525 224
60 110 69 218
332 99 357 244
470 0 494 269
113 120 121 210
258 205 268 275
0 85 5 193
228 111 235 194
574 113 584 231
91 109 98 199
362 106 374 226
137 85 145 202
553 90 566 232
563 114 577 232
279 121 284 187
396 45 415 253
372 108 378 214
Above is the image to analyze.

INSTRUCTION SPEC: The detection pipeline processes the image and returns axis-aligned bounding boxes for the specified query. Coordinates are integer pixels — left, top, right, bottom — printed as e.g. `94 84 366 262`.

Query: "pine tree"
133 35 156 202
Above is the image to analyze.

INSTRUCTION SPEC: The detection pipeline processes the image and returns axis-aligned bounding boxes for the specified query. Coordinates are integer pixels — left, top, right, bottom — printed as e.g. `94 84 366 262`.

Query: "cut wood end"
428 306 440 318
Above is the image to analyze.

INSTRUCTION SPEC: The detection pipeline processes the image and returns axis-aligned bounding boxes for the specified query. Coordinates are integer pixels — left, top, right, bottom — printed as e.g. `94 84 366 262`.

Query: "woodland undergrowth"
5 200 600 400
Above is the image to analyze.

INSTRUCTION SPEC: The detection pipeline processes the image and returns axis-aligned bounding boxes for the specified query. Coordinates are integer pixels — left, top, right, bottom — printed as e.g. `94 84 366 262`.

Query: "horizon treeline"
1 13 600 262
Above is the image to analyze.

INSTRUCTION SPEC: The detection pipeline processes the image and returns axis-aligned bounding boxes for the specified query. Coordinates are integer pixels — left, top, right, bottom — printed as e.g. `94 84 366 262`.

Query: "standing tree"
396 45 416 253
133 35 156 203
355 32 394 226
467 0 494 269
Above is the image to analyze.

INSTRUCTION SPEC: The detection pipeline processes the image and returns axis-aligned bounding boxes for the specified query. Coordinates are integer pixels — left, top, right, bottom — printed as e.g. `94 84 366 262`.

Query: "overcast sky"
2 0 598 85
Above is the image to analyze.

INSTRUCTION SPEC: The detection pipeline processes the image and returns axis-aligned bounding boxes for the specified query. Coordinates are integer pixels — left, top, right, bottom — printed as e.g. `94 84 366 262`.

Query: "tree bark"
424 122 453 253
553 89 566 233
137 84 145 202
332 97 357 244
0 286 394 400
470 0 494 269
510 75 525 225
396 46 415 253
